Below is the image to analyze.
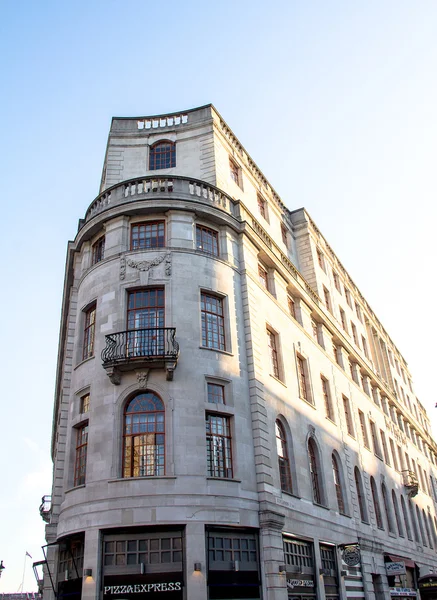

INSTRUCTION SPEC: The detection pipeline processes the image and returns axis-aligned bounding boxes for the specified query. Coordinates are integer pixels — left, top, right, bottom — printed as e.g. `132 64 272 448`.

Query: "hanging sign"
342 545 361 567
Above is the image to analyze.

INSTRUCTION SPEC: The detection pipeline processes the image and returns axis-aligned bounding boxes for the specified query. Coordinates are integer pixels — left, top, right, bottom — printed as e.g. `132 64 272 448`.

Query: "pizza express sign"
103 575 183 599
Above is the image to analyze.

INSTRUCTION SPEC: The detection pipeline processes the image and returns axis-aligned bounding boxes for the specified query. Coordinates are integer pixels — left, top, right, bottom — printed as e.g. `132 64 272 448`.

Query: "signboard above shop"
386 563 406 576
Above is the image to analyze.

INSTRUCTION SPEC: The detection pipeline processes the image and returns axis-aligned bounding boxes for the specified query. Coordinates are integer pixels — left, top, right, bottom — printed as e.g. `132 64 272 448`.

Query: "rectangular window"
82 304 96 360
92 236 105 265
297 356 311 402
343 396 354 436
127 288 165 356
345 287 352 308
201 293 225 351
339 307 348 332
355 302 363 322
103 532 183 568
206 414 233 478
333 343 341 367
359 410 370 448
131 221 165 250
317 249 326 272
80 393 90 414
196 225 219 256
380 430 390 465
288 295 296 319
372 386 380 407
74 423 88 486
333 271 341 293
258 263 271 293
207 383 225 405
321 376 334 421
370 421 381 457
283 537 314 571
229 158 242 188
390 438 399 471
323 287 332 312
267 329 281 379
311 319 319 344
281 224 288 247
257 195 268 220
362 335 369 358
351 322 359 346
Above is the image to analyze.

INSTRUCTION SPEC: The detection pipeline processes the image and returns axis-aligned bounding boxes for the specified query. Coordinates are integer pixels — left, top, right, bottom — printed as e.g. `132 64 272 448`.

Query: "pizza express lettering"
104 582 182 594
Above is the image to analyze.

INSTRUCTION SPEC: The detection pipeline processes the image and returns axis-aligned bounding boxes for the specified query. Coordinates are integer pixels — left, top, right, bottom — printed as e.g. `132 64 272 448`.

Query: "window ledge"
300 396 316 409
65 484 86 494
347 434 356 440
325 417 337 425
108 476 177 483
312 502 329 510
199 346 233 356
269 374 287 387
339 511 352 519
207 477 241 483
281 491 300 500
74 355 95 370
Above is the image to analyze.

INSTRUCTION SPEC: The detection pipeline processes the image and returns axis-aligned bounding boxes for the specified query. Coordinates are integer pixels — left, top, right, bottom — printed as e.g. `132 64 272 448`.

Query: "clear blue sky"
1 0 437 591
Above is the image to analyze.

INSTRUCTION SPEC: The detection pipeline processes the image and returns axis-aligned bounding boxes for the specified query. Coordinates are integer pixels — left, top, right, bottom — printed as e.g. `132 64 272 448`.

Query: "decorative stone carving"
308 425 315 438
120 252 171 280
137 370 149 388
106 366 121 385
120 256 126 280
166 361 177 381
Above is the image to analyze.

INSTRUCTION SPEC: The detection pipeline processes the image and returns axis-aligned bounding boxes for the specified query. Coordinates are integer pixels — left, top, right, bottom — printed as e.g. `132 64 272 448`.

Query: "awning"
387 554 416 569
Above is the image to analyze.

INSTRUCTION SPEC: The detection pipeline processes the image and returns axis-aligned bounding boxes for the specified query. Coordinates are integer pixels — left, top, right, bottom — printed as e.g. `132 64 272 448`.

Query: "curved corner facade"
43 105 437 600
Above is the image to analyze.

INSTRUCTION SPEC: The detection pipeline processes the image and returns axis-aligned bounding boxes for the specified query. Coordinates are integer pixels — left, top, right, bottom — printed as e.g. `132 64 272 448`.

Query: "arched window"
392 491 404 537
381 484 395 534
308 438 322 504
423 509 433 548
275 420 292 494
409 499 420 542
332 453 345 514
149 141 176 170
416 505 427 546
370 477 383 529
354 467 367 522
123 391 165 477
400 496 412 540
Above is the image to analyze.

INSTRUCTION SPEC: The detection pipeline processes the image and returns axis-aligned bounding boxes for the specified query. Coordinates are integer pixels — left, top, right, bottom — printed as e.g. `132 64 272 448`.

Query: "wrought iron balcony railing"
39 495 52 523
101 327 179 384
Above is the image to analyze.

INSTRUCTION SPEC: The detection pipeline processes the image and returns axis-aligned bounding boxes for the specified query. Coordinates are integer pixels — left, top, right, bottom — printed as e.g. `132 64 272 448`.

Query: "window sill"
312 502 329 510
281 491 300 500
347 434 356 440
300 396 316 409
325 417 336 425
199 346 233 356
339 511 352 519
207 477 241 483
269 374 287 387
74 355 95 370
108 476 177 483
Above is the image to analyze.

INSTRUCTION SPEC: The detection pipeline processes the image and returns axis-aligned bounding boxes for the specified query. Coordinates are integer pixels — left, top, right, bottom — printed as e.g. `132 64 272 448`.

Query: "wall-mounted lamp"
83 568 93 578
340 570 347 577
194 563 202 572
279 564 287 574
233 560 240 572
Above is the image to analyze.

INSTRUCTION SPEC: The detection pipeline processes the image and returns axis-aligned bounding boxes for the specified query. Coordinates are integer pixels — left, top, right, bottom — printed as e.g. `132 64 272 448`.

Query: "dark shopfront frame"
206 527 261 599
101 528 184 600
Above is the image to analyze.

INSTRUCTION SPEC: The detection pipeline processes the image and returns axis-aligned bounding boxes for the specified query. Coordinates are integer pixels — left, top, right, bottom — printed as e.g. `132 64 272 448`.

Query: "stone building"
41 104 437 600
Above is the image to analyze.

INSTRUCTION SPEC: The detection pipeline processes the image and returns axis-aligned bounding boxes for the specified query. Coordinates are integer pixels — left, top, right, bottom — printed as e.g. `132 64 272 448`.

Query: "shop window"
206 413 233 478
149 141 176 170
196 225 219 256
123 392 165 477
131 221 165 250
103 531 183 569
320 544 339 600
275 420 293 494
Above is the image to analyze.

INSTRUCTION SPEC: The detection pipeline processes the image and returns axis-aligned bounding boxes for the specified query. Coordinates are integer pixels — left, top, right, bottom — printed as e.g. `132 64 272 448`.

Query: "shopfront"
102 528 184 600
385 554 418 600
206 528 261 599
418 575 437 600
283 537 316 600
57 534 84 600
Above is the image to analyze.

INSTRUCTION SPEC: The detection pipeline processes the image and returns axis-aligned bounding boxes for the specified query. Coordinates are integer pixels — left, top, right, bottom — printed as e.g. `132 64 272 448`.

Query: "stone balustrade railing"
83 176 237 226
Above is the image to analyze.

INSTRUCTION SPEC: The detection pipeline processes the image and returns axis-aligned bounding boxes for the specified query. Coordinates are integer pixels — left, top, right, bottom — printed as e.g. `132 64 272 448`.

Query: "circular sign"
343 545 361 567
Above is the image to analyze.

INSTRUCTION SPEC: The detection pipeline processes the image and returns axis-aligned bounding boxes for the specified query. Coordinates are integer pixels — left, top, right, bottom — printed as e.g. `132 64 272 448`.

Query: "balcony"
101 327 179 384
402 470 419 497
39 495 52 523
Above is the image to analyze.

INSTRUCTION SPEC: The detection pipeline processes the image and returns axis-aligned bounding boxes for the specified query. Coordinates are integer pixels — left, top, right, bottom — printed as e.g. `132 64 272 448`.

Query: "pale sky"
1 0 437 592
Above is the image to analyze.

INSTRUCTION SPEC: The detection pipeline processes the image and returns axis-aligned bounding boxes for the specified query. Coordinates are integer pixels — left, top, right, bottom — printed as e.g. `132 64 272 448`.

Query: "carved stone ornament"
106 366 121 385
120 252 171 280
308 425 315 438
137 370 149 388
